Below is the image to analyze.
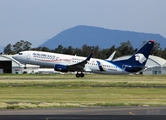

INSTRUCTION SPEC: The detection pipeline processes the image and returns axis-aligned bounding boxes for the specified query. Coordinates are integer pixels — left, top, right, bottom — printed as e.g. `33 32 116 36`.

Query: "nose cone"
12 52 27 64
12 54 18 60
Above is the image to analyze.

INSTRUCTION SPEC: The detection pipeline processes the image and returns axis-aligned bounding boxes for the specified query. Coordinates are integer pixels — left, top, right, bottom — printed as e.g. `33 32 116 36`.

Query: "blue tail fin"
127 40 155 66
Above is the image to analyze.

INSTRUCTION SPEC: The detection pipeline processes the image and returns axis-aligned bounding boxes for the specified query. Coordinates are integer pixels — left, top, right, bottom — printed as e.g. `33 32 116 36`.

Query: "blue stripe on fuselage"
96 61 105 71
103 60 126 72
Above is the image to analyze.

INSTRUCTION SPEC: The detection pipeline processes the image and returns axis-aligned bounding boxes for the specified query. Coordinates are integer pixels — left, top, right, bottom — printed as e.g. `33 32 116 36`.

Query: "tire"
76 74 80 78
80 73 84 77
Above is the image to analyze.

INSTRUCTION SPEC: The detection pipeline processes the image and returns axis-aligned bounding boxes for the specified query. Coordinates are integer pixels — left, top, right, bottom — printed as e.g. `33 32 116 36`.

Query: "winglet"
86 52 94 61
106 51 116 61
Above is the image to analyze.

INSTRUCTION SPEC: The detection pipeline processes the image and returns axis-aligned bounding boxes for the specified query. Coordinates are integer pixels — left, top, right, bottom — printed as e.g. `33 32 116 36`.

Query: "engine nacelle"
54 64 68 72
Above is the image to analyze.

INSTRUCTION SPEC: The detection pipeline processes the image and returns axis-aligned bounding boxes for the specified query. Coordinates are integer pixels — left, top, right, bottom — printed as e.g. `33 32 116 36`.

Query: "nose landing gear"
24 64 27 69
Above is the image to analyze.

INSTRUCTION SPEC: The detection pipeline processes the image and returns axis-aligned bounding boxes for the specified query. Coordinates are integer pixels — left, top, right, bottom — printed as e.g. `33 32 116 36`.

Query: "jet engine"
54 64 68 72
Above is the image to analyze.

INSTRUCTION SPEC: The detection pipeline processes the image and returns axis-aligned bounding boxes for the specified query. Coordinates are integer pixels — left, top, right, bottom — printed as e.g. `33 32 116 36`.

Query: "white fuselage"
13 51 125 74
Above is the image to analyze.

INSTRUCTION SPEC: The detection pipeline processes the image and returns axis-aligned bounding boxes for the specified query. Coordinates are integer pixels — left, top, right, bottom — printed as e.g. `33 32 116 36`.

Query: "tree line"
2 40 166 59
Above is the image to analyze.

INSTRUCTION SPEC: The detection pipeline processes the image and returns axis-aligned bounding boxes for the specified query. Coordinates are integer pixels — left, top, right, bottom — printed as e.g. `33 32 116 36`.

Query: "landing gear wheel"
80 73 84 77
76 74 80 78
76 72 85 78
24 64 27 69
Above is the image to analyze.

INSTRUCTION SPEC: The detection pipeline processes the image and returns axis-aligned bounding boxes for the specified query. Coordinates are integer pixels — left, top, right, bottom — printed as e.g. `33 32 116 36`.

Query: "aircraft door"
27 52 31 60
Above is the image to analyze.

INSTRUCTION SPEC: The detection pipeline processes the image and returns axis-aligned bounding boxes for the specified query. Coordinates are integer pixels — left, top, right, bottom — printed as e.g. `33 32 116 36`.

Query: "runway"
1 106 166 115
0 106 166 120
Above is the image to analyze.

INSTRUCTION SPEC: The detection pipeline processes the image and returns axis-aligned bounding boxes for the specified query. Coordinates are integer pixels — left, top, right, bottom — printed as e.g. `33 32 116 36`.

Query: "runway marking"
129 111 135 115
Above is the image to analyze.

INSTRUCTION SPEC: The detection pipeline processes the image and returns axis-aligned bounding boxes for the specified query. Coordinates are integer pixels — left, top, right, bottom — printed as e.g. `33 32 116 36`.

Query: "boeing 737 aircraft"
12 40 154 78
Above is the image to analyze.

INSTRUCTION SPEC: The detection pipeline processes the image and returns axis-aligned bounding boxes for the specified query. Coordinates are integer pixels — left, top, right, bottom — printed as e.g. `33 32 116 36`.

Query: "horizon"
1 0 166 48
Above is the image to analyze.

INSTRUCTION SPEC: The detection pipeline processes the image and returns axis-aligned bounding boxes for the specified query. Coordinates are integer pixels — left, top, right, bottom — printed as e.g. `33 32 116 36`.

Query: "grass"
0 74 166 109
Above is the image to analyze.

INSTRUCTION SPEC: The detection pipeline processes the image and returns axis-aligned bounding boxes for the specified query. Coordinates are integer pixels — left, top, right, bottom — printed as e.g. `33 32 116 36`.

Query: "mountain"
39 25 166 49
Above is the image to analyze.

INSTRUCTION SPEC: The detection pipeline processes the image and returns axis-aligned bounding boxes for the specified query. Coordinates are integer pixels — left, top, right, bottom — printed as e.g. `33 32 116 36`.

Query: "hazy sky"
0 0 166 47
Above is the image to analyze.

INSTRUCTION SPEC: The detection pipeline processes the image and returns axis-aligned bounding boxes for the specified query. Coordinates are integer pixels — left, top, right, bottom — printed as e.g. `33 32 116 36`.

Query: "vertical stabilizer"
127 40 154 66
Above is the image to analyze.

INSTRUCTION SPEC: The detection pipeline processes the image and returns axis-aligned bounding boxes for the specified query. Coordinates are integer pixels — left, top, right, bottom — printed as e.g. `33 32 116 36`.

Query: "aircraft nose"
12 54 18 60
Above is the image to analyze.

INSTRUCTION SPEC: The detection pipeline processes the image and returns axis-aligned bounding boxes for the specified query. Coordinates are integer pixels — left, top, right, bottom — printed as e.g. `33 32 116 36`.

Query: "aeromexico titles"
12 40 155 78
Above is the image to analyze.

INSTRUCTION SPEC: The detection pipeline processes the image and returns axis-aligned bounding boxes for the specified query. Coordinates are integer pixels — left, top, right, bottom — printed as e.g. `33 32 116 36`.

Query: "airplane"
12 40 154 78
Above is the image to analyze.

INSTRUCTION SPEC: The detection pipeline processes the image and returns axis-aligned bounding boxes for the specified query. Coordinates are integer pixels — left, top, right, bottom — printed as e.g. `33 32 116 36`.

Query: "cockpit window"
19 53 23 55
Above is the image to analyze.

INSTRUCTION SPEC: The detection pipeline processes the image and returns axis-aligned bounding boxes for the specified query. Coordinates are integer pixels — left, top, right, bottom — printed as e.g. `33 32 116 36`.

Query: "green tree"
105 45 116 59
151 42 162 57
99 48 109 59
3 44 14 54
13 40 32 53
31 47 42 51
41 46 50 52
92 46 100 58
161 48 166 59
63 46 74 55
81 44 95 56
117 40 134 56
74 48 82 56
54 45 64 53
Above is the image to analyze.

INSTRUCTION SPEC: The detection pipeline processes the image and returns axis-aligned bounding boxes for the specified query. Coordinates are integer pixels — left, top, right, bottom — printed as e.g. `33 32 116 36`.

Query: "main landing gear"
24 64 27 69
76 72 84 78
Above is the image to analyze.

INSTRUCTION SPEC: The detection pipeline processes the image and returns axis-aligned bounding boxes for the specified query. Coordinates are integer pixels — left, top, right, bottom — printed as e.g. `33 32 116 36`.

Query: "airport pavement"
0 106 166 120
1 106 166 115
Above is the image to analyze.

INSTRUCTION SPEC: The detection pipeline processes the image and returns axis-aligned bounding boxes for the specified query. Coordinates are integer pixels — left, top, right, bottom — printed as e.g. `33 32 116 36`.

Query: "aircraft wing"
67 52 93 71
